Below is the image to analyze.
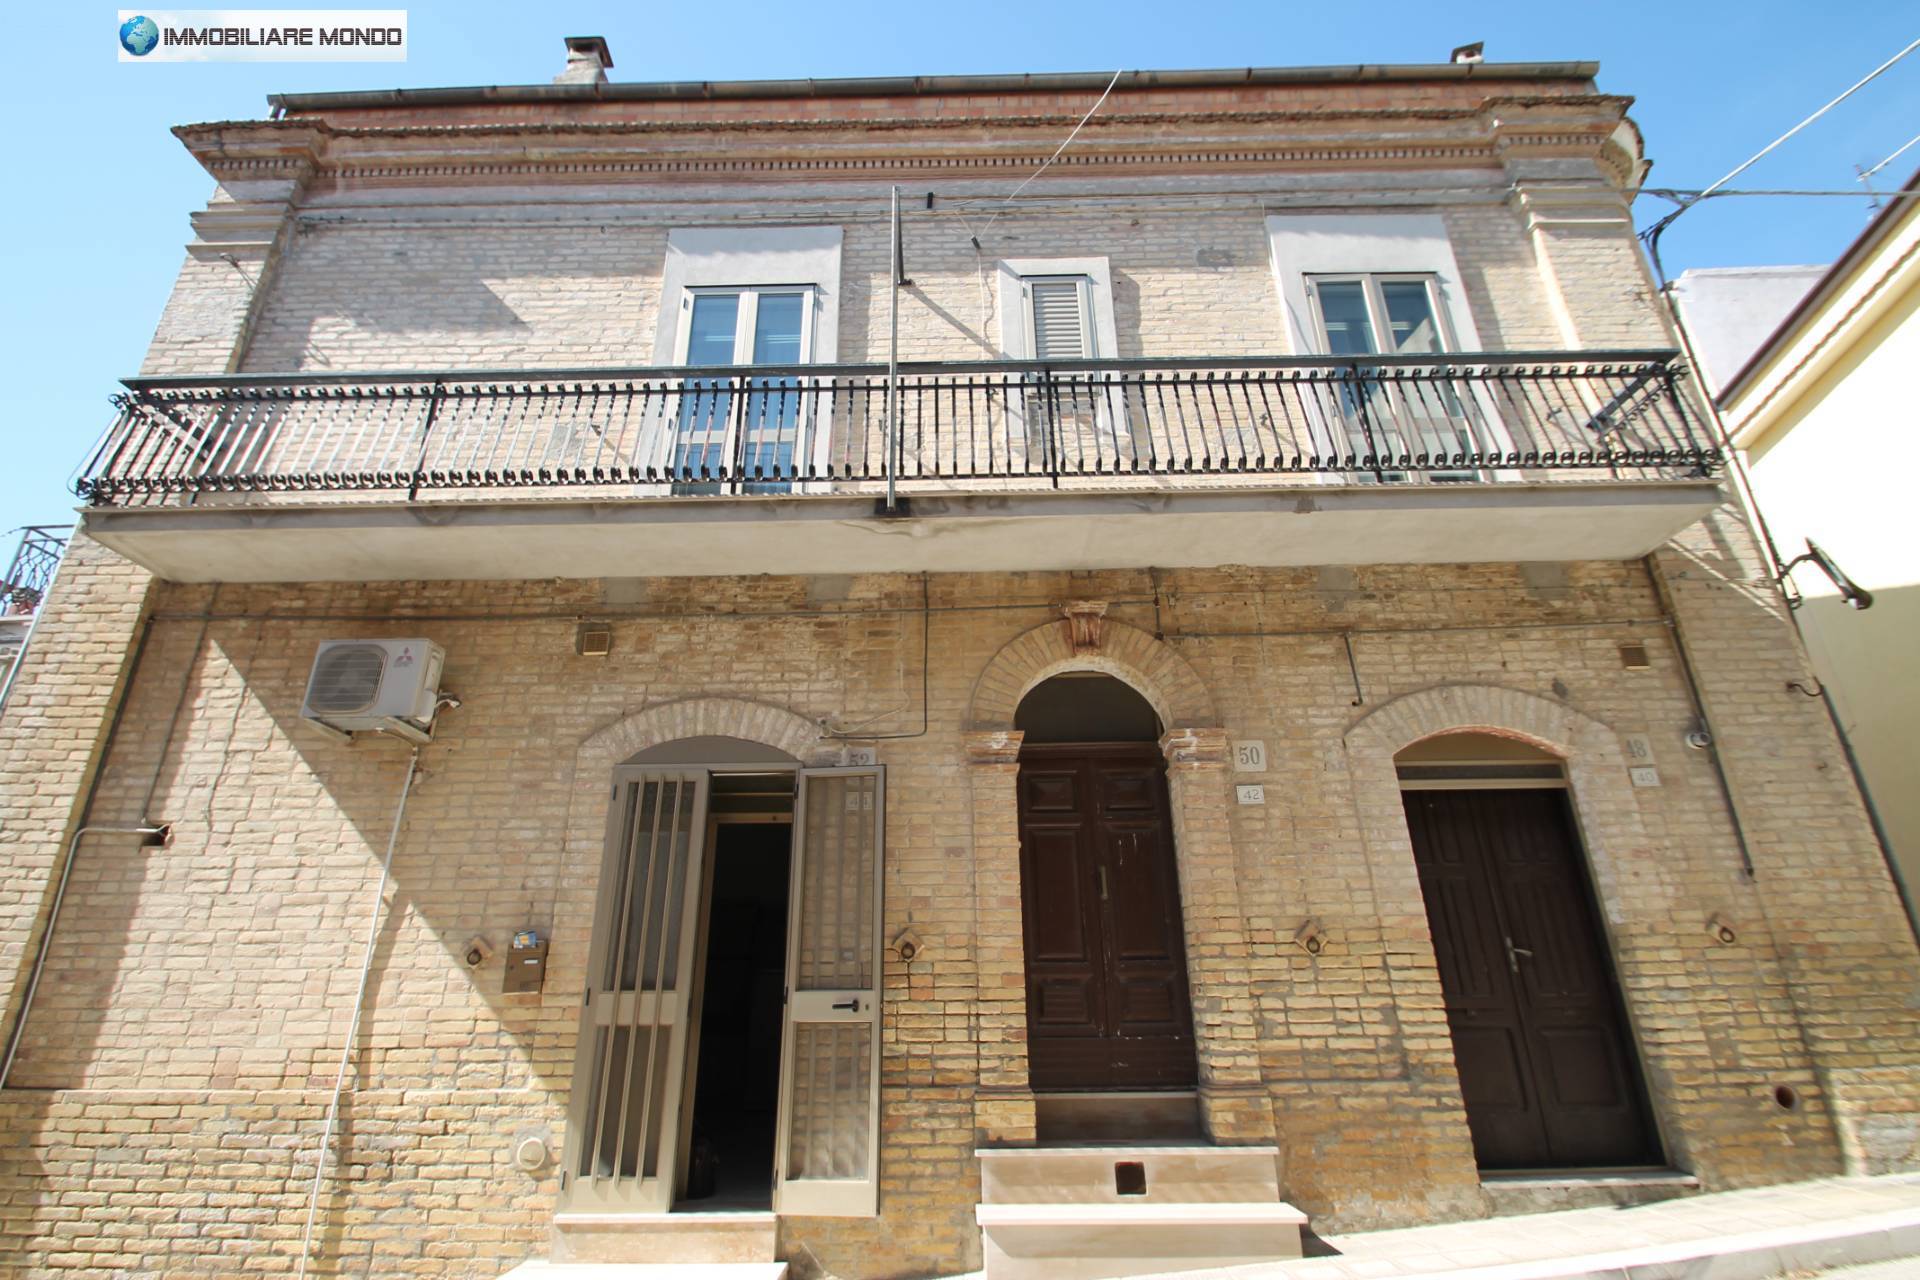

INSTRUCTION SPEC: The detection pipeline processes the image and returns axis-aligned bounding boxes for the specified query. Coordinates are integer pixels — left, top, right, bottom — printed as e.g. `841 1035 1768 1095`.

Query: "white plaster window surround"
1265 214 1515 482
653 226 844 365
1264 214 1484 356
648 226 843 488
994 257 1120 360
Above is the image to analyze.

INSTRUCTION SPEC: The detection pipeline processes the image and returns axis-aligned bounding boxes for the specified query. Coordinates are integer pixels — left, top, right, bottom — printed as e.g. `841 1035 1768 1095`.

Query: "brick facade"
1 61 1915 1280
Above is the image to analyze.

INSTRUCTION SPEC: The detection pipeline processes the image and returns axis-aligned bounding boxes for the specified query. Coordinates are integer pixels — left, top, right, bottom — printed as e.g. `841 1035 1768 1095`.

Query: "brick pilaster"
965 730 1035 1145
1160 726 1273 1143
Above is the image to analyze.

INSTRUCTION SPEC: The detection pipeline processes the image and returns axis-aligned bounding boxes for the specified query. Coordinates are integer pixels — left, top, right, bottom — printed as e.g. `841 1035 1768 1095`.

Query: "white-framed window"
1264 214 1482 354
651 227 842 491
991 258 1132 472
669 285 816 488
994 257 1118 360
1268 215 1510 480
1305 273 1454 359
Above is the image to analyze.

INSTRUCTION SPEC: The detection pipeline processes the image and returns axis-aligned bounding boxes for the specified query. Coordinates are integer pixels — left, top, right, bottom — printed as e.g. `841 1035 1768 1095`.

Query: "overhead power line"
1862 129 1920 181
1643 33 1920 242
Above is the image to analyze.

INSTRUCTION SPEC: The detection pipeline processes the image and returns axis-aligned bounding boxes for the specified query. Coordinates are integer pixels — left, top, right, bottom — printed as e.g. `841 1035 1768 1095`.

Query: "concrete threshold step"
501 1265 786 1280
1480 1169 1703 1214
546 1211 779 1266
979 1201 1307 1280
978 1203 1308 1228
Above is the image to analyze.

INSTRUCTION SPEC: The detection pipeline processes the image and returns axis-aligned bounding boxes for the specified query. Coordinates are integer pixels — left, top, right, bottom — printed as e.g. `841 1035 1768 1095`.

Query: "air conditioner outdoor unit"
301 638 446 743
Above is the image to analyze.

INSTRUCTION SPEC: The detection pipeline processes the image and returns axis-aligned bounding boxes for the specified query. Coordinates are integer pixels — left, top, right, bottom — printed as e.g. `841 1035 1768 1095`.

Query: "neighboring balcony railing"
2 526 70 615
76 352 1716 506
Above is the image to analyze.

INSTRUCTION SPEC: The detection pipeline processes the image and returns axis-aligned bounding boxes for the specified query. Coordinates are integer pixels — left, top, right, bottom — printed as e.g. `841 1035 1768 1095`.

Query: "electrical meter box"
504 931 548 994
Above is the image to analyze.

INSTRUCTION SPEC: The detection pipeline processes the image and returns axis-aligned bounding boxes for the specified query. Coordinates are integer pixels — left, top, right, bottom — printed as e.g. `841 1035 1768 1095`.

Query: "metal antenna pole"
886 185 901 511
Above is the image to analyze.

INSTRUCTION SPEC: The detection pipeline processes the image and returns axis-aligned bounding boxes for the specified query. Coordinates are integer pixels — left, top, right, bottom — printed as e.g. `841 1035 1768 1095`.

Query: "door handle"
1503 936 1535 975
833 998 861 1012
1098 866 1110 902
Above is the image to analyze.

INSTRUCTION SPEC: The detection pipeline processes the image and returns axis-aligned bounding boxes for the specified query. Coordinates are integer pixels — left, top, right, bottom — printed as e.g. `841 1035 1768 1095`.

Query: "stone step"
1480 1169 1702 1216
502 1267 785 1280
548 1211 778 1266
1037 1092 1203 1143
976 1201 1308 1280
977 1144 1282 1205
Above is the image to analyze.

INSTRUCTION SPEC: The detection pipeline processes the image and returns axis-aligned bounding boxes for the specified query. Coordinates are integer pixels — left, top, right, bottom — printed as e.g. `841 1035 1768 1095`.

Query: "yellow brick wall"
2 547 1913 1277
13 75 1914 1280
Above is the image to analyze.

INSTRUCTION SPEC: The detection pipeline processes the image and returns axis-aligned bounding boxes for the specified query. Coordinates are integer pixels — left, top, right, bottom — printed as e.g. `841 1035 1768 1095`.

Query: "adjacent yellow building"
1710 173 1920 934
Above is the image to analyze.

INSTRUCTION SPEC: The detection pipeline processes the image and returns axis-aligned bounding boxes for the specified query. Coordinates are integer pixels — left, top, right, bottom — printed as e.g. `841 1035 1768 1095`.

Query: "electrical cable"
1641 34 1920 244
0 826 169 1089
969 68 1124 244
294 747 419 1280
822 572 930 740
1862 129 1920 181
1634 37 1920 937
0 611 162 1088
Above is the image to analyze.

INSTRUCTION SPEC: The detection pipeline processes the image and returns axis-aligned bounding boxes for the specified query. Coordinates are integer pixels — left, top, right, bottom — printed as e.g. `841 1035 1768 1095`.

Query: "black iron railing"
2 526 70 615
76 352 1715 505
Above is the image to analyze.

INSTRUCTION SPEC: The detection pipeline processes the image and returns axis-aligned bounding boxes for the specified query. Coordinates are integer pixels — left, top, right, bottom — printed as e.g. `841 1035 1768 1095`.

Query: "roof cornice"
264 61 1602 114
175 94 1633 187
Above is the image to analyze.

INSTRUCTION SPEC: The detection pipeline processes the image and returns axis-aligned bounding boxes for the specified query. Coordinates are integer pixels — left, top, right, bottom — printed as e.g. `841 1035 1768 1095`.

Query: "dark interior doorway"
681 821 791 1210
1402 785 1662 1170
1014 674 1198 1097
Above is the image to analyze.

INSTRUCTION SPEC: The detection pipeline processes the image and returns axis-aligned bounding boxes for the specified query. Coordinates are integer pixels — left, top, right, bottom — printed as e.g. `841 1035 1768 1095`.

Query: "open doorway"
679 781 794 1211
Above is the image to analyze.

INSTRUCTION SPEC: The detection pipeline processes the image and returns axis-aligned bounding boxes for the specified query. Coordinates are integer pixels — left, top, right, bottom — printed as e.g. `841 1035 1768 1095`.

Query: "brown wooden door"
1018 744 1197 1092
1403 788 1661 1169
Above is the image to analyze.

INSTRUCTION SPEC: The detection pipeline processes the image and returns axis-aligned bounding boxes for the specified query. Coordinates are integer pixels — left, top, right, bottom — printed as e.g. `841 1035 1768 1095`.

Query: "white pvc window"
1307 273 1491 481
1307 274 1453 358
669 286 816 490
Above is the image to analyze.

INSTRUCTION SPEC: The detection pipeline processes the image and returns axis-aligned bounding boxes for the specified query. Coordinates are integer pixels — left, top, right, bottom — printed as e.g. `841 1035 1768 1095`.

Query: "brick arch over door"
1341 681 1698 1172
968 618 1219 734
577 695 832 771
1343 683 1659 925
552 696 835 995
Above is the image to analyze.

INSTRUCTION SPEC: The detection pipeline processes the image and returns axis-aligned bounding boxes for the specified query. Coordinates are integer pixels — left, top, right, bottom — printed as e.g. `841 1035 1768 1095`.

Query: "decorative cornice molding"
318 144 1512 183
171 93 1633 186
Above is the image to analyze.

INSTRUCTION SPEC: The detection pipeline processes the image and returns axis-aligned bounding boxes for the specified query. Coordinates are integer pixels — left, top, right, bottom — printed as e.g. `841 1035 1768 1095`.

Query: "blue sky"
3 3 1916 533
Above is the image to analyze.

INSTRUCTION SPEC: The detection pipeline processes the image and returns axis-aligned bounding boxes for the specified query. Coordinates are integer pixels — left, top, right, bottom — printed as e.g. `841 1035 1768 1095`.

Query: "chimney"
555 35 613 85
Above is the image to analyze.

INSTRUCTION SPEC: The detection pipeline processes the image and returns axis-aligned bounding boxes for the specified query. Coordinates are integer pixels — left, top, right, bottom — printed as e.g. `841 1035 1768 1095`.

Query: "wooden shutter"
1028 278 1091 359
774 767 885 1217
562 771 711 1212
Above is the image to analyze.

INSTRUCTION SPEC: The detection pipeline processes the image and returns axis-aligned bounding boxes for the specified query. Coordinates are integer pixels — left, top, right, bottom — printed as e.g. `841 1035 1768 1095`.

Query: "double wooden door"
1403 787 1660 1169
1017 744 1198 1092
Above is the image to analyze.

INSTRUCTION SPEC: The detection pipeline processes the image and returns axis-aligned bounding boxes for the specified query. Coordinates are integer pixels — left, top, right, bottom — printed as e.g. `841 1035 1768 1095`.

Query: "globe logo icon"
120 15 160 56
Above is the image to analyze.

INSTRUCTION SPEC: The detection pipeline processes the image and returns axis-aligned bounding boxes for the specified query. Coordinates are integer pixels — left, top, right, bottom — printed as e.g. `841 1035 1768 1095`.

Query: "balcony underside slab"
80 481 1724 583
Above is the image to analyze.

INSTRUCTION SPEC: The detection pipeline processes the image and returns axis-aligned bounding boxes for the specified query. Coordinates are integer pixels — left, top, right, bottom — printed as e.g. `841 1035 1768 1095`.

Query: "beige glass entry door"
774 767 885 1217
563 765 884 1218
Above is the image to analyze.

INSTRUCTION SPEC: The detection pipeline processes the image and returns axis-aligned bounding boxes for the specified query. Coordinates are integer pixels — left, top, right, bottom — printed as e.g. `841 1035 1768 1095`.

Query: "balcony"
75 353 1723 582
1 525 70 690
